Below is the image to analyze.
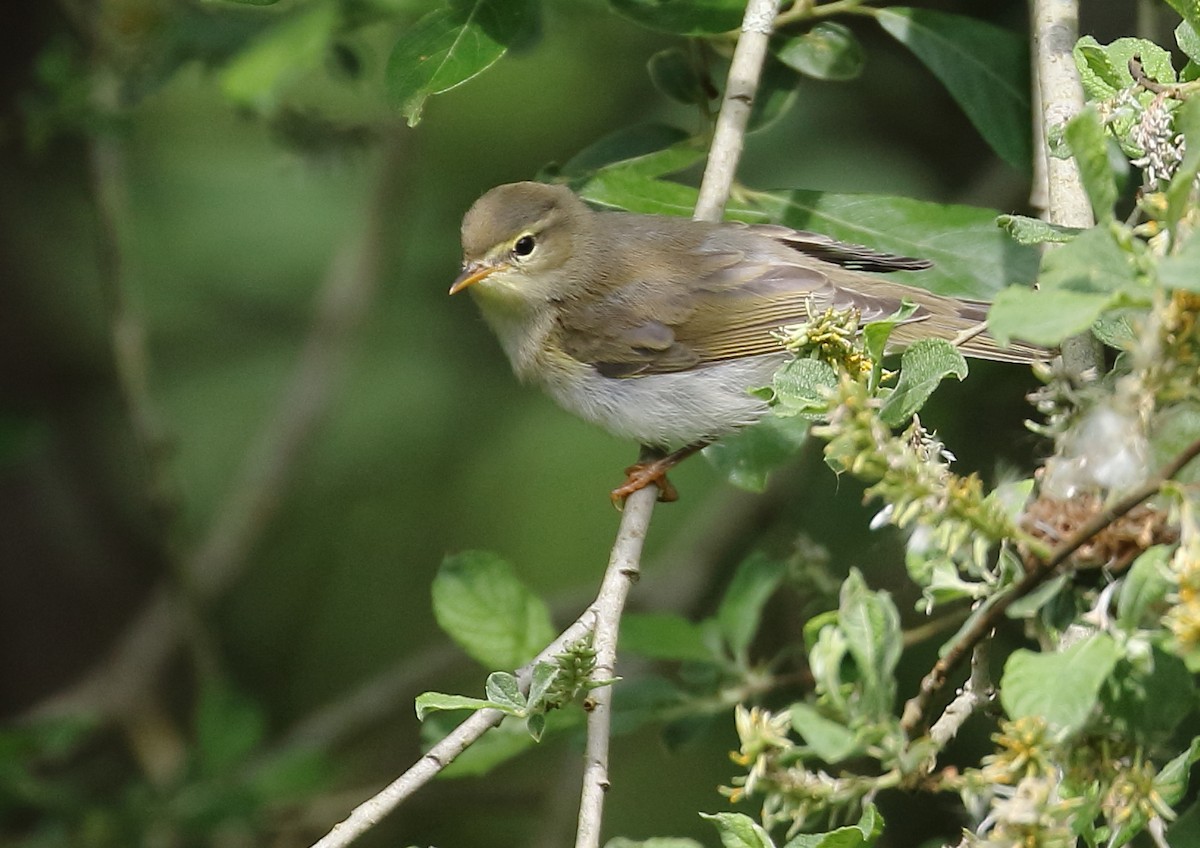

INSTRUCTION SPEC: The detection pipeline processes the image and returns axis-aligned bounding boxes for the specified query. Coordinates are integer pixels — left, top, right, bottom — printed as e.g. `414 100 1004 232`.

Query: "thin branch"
576 3 781 845
573 486 656 848
926 642 991 752
695 0 783 224
900 435 1200 734
308 604 599 848
1030 0 1103 376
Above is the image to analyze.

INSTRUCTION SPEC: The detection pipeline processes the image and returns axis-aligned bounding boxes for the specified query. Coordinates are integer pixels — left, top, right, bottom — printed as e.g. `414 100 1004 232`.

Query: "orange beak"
449 262 499 295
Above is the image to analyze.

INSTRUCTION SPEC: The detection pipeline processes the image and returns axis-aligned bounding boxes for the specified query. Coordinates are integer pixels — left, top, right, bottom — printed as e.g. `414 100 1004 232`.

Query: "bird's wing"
556 226 1043 377
556 229 940 377
742 224 934 272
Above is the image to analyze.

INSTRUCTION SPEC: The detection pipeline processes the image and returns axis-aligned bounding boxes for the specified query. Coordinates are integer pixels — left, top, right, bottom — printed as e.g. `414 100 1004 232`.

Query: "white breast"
543 355 786 448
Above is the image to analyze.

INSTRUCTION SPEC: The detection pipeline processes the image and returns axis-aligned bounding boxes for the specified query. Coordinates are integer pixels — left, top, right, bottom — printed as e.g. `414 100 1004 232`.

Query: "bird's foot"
611 460 680 506
609 441 711 507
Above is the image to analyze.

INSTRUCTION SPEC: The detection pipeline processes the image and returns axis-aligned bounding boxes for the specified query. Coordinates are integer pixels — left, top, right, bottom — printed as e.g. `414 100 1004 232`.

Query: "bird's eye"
512 235 536 258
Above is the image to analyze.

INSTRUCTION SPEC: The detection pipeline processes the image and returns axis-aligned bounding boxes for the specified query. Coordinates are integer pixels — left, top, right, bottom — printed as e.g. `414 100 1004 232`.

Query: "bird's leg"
611 442 712 506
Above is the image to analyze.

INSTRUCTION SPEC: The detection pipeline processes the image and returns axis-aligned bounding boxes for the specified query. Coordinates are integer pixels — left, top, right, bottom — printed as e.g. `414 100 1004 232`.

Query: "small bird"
451 181 1041 502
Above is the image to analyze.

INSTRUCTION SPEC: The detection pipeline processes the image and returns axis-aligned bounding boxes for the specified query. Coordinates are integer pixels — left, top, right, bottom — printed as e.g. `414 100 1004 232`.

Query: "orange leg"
610 442 710 506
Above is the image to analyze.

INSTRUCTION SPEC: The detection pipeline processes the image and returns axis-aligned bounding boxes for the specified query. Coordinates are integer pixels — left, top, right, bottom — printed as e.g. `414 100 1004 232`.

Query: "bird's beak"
449 262 499 295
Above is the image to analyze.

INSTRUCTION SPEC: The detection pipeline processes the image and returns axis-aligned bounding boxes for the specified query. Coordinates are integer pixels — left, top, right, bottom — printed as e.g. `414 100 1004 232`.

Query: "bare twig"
927 642 991 751
900 435 1200 734
573 486 656 848
695 0 783 224
1030 0 1103 375
308 599 599 848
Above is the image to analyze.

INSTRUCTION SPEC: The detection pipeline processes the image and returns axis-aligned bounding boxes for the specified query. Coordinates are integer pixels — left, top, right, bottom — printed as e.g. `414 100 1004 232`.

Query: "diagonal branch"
900 434 1200 735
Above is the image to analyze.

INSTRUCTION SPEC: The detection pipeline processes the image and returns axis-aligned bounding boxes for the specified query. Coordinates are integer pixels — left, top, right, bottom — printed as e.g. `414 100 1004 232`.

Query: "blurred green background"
0 1 1142 846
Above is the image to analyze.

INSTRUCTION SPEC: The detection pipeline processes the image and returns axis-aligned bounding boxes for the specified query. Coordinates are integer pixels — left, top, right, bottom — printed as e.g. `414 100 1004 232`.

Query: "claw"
608 441 711 506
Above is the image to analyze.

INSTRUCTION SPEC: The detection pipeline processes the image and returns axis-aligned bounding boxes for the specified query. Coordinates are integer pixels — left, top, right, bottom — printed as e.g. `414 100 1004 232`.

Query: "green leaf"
1000 633 1122 735
414 691 499 720
748 56 801 134
1178 20 1200 64
703 413 810 492
806 613 850 714
997 214 1084 246
875 7 1030 168
1158 736 1200 806
432 551 555 669
620 612 715 662
1039 226 1139 293
648 48 714 106
1064 105 1117 222
988 224 1146 345
1117 546 1174 629
862 301 920 367
774 23 865 81
387 0 535 126
526 661 558 710
560 124 697 180
771 358 839 418
1103 647 1197 743
484 671 526 712
1167 96 1200 235
1151 401 1200 485
219 1 339 109
783 805 883 847
717 553 787 660
790 703 861 763
578 171 700 216
608 0 746 35
701 812 776 848
606 840 705 848
1166 0 1200 37
838 570 901 714
988 284 1116 347
751 189 1039 299
195 681 266 775
879 338 968 427
1074 37 1177 102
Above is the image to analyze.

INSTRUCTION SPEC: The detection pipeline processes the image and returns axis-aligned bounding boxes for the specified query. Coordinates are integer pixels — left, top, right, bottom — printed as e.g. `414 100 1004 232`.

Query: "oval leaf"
999 633 1122 735
880 338 968 427
433 550 555 669
987 287 1115 347
774 23 865 81
387 0 534 126
876 7 1031 169
751 189 1039 299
